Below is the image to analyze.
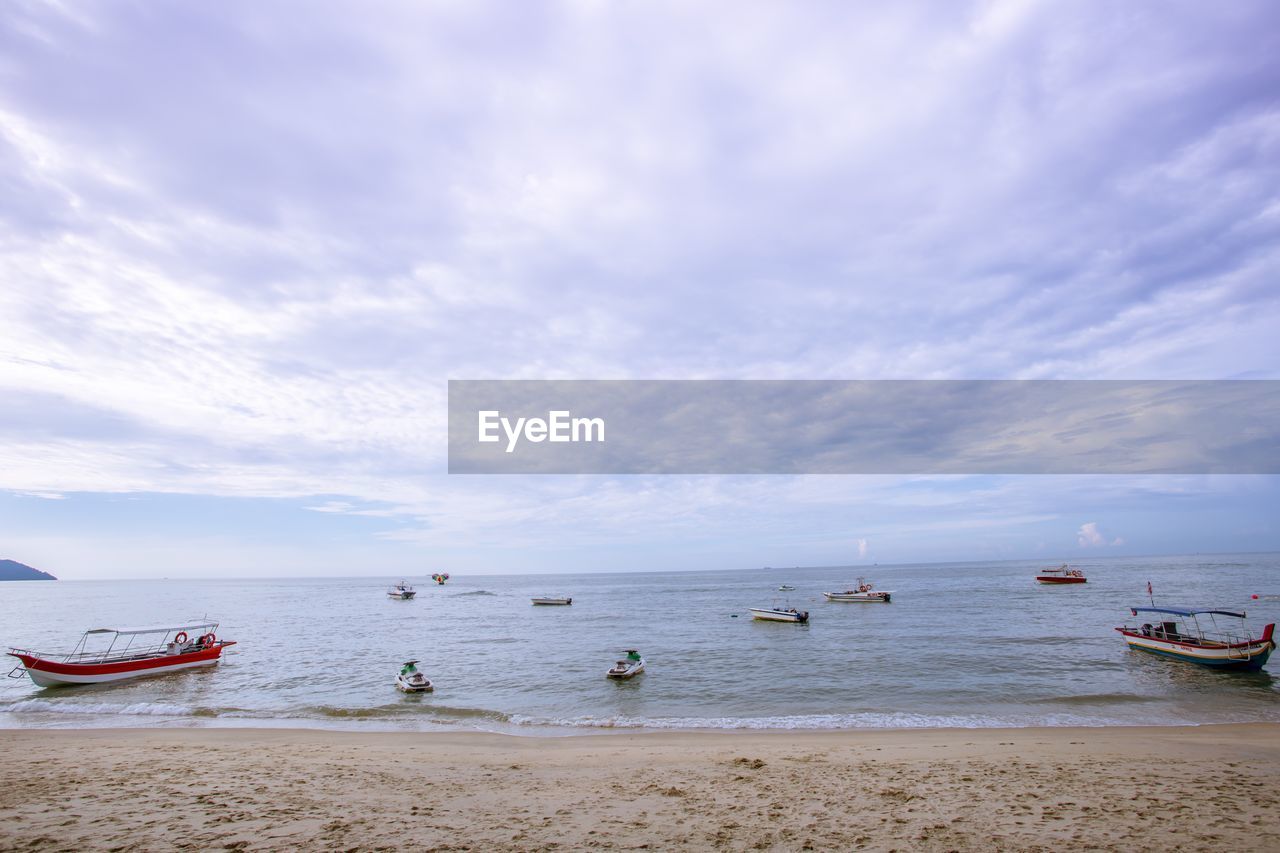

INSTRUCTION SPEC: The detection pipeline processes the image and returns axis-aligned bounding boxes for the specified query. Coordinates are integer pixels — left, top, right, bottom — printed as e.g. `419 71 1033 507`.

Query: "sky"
1 1 1278 578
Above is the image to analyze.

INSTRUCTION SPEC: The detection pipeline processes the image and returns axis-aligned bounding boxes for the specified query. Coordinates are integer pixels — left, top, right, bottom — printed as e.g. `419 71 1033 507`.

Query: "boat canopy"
1129 607 1246 619
85 622 219 636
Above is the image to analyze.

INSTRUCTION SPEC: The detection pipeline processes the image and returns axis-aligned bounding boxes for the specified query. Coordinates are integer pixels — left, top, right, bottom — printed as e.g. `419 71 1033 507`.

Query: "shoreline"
2 723 1277 850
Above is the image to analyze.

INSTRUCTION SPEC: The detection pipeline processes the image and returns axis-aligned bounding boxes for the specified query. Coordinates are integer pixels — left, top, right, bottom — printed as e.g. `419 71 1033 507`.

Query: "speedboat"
749 607 809 623
823 579 892 602
395 660 434 692
431 572 450 585
531 596 572 605
1116 607 1274 671
1036 564 1086 584
6 622 235 687
606 650 645 679
387 580 417 599
777 584 796 591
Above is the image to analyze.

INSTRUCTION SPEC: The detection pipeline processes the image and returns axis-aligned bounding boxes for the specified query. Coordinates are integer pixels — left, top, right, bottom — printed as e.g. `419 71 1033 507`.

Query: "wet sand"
1 724 1277 851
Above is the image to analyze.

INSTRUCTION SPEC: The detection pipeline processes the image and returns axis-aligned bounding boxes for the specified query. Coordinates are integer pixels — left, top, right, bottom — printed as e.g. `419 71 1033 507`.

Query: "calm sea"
2 554 1277 733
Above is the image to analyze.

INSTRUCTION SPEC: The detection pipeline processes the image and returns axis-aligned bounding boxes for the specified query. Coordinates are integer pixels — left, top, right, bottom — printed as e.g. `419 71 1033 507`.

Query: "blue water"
2 554 1277 732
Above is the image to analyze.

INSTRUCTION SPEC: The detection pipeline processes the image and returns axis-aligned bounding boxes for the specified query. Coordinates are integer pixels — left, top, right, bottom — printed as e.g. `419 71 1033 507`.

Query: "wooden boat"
387 580 417 599
823 578 892 602
395 660 433 693
531 597 572 605
749 607 809 623
607 650 645 679
1116 607 1275 671
1036 564 1086 584
6 622 235 687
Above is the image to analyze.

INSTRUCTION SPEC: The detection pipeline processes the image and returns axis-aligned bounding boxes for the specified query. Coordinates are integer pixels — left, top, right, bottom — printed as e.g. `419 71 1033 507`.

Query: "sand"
0 724 1277 851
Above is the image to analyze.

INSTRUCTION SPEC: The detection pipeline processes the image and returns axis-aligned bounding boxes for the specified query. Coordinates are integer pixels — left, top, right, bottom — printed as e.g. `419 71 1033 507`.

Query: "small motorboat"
531 596 572 605
7 622 235 687
387 580 417 599
1116 607 1274 671
606 650 645 679
431 572 450 585
823 579 892 602
777 584 796 591
749 607 809 623
1036 564 1086 584
395 660 434 692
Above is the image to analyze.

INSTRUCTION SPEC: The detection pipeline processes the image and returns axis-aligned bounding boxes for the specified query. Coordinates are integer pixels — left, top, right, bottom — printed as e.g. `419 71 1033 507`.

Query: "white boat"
606 650 645 679
823 579 892 603
395 660 433 692
387 580 416 599
749 607 809 623
777 584 796 591
531 596 572 606
7 622 235 687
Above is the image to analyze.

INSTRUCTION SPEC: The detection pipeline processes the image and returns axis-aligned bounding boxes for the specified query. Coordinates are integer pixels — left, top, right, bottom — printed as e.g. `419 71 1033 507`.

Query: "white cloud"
1077 521 1125 548
0 2 1277 567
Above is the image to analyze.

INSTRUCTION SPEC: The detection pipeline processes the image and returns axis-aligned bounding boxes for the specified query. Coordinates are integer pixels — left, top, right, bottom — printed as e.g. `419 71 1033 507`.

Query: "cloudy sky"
2 1 1278 578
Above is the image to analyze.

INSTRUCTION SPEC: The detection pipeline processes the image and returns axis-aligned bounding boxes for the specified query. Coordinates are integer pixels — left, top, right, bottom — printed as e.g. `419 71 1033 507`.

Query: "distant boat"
431 573 450 585
395 660 433 693
1116 606 1274 671
750 607 809 623
777 584 796 591
7 622 235 687
387 581 416 599
531 596 572 606
607 650 645 679
1037 564 1086 584
824 578 892 603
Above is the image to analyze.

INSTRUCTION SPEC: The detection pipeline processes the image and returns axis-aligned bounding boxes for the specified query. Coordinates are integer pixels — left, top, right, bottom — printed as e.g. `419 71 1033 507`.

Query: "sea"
2 553 1277 734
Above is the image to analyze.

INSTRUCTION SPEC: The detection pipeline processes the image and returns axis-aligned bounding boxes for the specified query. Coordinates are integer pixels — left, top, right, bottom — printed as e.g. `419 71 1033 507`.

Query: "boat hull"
532 598 572 605
1037 576 1086 584
387 592 416 599
749 608 809 623
9 644 231 687
1116 628 1274 671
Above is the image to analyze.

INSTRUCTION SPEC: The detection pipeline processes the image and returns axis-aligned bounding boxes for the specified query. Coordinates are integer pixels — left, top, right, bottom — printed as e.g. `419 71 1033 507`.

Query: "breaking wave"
0 699 208 717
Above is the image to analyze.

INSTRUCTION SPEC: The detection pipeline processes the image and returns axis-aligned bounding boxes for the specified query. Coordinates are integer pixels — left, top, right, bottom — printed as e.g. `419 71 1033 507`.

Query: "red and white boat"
1036 564 1086 584
7 622 235 687
1116 607 1274 671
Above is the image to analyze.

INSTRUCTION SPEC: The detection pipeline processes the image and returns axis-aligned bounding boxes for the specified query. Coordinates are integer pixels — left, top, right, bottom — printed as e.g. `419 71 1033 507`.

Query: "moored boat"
1115 606 1275 671
6 622 236 688
823 578 892 602
777 584 796 591
531 596 572 605
1036 564 1086 584
395 660 433 693
387 580 417 599
607 650 645 679
749 607 809 623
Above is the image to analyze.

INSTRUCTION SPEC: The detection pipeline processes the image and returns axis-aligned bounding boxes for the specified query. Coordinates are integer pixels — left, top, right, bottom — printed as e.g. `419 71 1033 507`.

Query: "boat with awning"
1115 606 1274 671
8 622 236 687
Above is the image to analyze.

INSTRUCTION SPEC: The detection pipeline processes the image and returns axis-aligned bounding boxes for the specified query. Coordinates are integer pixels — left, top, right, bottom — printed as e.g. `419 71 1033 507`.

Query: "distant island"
0 559 57 581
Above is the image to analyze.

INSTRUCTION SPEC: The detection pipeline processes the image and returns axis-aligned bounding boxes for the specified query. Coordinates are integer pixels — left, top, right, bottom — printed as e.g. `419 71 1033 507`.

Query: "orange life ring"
174 632 188 644
204 633 217 646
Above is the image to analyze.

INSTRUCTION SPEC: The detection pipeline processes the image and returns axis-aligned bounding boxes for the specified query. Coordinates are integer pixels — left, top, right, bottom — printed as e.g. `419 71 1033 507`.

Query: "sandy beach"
0 724 1276 851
